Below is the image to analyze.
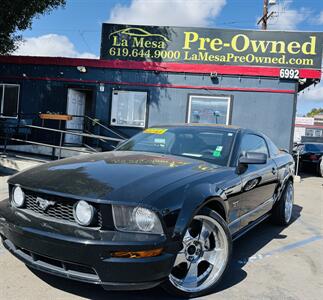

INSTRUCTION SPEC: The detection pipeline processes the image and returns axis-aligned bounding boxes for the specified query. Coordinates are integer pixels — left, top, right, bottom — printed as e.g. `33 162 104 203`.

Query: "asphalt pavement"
0 172 322 300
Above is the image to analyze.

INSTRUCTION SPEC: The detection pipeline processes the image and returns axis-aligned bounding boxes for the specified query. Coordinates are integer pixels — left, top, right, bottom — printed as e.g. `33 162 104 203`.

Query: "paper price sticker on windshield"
154 138 166 144
144 128 168 134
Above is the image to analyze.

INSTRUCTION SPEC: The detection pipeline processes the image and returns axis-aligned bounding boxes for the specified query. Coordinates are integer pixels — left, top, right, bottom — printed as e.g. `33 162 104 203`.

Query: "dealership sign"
101 23 323 78
295 117 315 125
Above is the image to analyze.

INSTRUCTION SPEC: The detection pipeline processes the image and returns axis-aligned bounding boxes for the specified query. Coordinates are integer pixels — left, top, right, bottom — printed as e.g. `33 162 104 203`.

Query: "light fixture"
210 72 218 79
73 200 94 226
111 248 163 258
77 66 87 73
298 78 307 85
12 186 25 208
112 205 164 234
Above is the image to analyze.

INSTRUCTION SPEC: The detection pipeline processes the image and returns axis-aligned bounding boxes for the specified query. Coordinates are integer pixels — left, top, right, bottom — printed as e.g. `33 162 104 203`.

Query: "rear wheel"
271 181 294 226
163 208 232 298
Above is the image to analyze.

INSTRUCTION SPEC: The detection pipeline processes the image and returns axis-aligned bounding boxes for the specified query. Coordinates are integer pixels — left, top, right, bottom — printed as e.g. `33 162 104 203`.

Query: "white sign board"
295 117 314 125
110 90 147 128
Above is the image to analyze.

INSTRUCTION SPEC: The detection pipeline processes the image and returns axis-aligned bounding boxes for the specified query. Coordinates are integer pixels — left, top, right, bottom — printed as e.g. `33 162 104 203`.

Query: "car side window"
239 134 269 157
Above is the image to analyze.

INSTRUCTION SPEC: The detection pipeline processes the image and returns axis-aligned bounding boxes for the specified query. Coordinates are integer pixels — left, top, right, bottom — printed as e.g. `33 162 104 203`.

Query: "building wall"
0 61 297 151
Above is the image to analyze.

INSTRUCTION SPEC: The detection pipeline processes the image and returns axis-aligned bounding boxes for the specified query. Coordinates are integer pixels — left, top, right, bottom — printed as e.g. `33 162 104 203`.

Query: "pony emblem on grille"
36 197 56 211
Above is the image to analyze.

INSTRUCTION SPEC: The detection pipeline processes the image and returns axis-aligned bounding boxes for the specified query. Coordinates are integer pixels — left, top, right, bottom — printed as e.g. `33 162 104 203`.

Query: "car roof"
151 123 268 137
152 123 241 131
298 142 323 145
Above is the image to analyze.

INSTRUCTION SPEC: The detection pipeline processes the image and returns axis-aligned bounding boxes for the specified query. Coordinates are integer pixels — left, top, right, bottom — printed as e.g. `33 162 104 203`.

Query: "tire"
295 159 302 175
318 159 323 177
162 208 232 298
271 181 294 226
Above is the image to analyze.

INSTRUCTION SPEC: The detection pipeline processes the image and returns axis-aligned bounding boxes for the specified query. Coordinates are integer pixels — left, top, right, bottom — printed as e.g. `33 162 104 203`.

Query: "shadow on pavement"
29 205 302 299
298 169 320 179
215 204 302 293
28 269 178 300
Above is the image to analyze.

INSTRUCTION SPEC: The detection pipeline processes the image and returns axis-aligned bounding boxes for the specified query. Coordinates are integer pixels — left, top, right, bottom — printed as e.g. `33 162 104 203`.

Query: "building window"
188 95 231 125
110 90 147 128
0 84 20 118
314 129 322 137
305 129 314 137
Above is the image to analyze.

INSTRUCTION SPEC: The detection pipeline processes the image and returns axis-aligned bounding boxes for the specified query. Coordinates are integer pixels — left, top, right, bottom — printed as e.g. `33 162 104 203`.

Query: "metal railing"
83 115 127 140
0 113 127 159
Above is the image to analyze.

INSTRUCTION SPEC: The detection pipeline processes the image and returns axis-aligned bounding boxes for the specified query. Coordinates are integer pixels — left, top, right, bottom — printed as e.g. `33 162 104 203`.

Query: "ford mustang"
0 125 294 298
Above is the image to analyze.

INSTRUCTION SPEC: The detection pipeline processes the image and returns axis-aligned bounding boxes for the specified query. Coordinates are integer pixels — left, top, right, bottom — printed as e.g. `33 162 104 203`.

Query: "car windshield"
116 127 236 166
305 143 323 152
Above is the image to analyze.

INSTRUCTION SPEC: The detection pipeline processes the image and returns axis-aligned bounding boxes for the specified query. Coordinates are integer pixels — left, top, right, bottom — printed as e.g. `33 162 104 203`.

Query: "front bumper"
0 200 177 291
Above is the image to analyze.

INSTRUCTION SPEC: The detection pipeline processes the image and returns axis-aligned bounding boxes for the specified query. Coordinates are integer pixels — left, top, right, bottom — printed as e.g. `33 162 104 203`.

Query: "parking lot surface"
0 173 322 300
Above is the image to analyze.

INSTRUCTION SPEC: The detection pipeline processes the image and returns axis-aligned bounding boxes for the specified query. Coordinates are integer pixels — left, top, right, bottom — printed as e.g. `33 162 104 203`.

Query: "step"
0 153 47 172
0 153 48 200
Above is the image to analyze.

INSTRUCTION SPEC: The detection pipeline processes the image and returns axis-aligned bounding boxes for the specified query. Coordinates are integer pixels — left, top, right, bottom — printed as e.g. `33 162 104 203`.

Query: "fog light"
73 200 94 226
111 248 163 258
12 186 25 208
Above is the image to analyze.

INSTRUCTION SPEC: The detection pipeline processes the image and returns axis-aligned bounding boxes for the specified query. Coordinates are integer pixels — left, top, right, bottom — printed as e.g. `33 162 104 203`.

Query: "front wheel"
163 208 232 298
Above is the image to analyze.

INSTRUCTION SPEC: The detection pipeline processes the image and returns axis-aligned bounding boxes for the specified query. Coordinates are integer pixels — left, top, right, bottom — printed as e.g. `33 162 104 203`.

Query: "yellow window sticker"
144 128 168 134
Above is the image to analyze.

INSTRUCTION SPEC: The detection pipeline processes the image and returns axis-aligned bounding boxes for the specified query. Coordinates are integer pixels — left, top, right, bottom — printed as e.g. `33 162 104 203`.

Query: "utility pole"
262 0 268 30
257 0 275 30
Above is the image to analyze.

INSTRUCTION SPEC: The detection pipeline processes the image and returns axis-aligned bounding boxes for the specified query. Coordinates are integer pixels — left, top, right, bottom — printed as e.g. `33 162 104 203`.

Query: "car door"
237 133 279 228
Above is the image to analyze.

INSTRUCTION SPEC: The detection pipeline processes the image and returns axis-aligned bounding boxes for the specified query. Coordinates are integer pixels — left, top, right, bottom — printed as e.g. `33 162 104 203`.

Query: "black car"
293 142 323 176
0 125 295 298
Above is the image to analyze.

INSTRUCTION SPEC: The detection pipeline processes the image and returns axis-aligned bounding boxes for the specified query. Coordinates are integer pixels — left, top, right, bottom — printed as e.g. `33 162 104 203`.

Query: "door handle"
272 167 277 175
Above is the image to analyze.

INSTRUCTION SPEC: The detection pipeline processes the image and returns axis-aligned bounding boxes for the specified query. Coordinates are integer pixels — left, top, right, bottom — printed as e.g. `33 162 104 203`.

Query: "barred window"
110 90 147 128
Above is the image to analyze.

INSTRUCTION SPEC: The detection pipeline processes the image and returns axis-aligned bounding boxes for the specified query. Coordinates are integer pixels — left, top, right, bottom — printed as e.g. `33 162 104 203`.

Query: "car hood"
8 151 221 203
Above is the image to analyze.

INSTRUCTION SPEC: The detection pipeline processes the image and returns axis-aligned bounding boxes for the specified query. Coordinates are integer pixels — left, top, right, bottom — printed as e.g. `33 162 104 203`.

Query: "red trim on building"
0 75 296 94
0 55 321 79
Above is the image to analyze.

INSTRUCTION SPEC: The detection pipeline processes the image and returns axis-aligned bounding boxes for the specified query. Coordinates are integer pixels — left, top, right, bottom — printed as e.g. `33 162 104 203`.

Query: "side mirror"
239 152 267 165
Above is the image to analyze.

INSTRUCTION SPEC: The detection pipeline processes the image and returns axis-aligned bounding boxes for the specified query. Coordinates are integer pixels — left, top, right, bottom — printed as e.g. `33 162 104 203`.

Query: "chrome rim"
284 184 294 223
169 215 229 293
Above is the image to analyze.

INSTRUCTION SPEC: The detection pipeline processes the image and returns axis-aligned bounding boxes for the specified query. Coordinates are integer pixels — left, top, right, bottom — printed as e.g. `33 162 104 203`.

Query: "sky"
13 0 323 116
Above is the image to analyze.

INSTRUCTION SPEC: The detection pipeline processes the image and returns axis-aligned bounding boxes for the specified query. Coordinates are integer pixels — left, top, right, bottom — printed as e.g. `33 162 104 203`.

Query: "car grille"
23 190 102 227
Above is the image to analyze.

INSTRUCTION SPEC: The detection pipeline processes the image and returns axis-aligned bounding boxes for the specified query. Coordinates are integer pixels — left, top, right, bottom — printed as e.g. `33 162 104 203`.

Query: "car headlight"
73 200 94 226
12 186 25 208
112 205 164 235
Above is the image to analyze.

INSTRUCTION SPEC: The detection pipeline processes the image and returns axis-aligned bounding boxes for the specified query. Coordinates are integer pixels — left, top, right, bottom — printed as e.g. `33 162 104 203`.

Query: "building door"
65 88 86 145
188 95 231 125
